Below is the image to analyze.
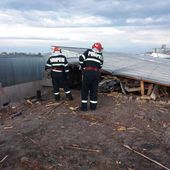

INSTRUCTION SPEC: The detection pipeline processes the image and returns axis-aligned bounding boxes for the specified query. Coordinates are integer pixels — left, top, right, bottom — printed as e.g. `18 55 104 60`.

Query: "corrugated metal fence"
0 53 45 87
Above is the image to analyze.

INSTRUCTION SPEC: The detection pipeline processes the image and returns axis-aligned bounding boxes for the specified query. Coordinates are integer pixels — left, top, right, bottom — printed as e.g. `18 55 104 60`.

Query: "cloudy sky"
0 0 170 53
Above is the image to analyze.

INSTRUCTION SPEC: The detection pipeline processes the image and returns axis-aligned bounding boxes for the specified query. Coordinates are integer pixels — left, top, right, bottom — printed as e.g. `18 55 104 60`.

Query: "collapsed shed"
60 47 170 99
0 47 170 106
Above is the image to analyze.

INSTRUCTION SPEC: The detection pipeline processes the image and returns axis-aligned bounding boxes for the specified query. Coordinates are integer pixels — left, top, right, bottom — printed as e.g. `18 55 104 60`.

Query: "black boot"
66 93 73 100
90 103 97 110
55 95 60 101
80 103 87 111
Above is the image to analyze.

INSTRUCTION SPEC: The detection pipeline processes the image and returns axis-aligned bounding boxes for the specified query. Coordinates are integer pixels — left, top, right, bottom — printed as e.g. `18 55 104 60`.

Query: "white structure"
149 45 170 59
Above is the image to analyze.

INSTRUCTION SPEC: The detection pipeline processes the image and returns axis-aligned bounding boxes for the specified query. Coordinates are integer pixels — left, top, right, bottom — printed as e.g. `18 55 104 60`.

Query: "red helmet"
51 46 62 53
92 42 103 52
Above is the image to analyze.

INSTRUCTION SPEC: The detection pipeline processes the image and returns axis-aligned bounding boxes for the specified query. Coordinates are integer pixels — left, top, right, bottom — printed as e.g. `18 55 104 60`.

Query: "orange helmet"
51 46 62 53
92 42 103 52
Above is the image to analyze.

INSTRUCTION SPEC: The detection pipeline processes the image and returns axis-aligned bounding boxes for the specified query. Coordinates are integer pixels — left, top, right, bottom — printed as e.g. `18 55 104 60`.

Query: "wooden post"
146 84 153 96
140 80 145 96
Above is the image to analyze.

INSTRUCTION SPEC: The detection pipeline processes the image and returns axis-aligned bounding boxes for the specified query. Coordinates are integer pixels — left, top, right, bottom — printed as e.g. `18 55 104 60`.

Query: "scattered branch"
0 155 8 163
45 102 61 107
123 144 170 170
65 145 100 153
46 101 64 114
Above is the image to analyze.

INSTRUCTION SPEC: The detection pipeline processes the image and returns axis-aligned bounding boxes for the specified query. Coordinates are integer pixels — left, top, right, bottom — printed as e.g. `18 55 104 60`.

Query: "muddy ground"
0 88 170 170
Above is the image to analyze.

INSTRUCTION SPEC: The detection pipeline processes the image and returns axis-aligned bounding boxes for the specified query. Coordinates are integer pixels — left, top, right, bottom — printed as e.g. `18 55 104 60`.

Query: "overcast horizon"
0 0 170 54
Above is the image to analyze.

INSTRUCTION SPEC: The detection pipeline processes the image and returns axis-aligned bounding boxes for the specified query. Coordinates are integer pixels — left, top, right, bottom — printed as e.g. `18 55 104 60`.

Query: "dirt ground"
0 88 170 170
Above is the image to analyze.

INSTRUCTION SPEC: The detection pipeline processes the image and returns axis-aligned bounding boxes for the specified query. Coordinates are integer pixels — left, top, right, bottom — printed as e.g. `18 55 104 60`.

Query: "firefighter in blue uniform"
45 46 73 101
79 42 104 111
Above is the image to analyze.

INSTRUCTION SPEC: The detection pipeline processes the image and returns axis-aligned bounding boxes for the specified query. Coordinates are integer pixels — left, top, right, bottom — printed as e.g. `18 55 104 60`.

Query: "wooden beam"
140 80 145 96
125 86 141 92
113 74 170 87
146 84 154 96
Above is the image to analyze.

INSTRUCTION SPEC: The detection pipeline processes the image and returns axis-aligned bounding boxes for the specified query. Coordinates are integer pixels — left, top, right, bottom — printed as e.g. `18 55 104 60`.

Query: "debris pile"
99 74 170 101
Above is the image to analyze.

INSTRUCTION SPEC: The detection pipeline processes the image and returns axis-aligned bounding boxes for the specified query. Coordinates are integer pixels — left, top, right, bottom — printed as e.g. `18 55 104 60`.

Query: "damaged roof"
1 47 170 87
60 47 170 86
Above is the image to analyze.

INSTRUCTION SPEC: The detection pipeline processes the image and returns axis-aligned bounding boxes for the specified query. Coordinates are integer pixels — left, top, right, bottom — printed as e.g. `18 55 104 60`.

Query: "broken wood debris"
25 99 33 105
116 126 126 131
89 122 103 127
100 75 170 100
4 126 13 130
146 84 154 96
69 106 79 112
150 85 159 100
0 155 8 163
140 95 151 100
65 144 100 153
10 111 22 119
45 101 64 115
20 156 31 165
24 92 42 106
124 86 141 92
79 114 105 124
123 144 170 170
45 102 61 107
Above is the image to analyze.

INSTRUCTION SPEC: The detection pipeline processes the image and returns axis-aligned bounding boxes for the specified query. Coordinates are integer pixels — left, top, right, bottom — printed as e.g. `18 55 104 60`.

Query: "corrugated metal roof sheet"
1 47 169 87
60 47 170 86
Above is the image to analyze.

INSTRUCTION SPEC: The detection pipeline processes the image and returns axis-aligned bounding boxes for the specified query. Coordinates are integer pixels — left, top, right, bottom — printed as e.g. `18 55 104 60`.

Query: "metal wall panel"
0 53 45 87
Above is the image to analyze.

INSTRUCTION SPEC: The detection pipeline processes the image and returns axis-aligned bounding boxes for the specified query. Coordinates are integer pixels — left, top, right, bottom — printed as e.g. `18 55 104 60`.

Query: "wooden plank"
113 74 170 87
146 84 154 96
140 80 145 96
140 95 151 100
125 86 141 92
